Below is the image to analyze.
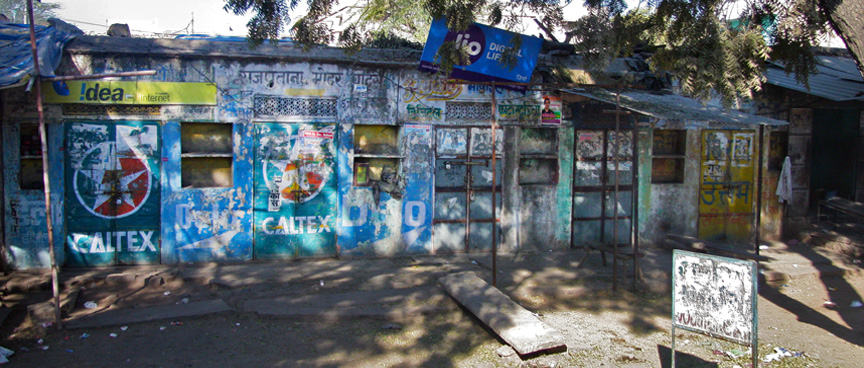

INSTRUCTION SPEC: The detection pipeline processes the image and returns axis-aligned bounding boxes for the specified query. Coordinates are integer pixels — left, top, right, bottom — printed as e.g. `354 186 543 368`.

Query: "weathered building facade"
2 33 789 270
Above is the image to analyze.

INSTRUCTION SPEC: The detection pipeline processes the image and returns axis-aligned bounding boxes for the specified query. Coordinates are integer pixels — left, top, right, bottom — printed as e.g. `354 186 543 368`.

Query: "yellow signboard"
42 81 217 105
697 130 756 241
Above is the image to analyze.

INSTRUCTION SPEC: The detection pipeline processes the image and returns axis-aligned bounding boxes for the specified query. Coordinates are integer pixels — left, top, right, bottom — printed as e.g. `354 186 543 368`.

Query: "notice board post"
671 250 758 367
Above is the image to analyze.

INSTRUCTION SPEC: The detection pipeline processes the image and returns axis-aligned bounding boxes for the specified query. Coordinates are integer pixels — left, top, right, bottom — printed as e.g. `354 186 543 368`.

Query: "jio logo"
443 24 486 66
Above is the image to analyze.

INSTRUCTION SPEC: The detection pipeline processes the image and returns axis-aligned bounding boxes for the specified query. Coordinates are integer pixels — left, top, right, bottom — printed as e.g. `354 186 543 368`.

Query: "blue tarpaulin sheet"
0 22 76 89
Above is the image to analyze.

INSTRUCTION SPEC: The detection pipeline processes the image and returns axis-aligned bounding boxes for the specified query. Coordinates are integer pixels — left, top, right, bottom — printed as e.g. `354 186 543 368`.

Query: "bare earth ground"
0 249 862 368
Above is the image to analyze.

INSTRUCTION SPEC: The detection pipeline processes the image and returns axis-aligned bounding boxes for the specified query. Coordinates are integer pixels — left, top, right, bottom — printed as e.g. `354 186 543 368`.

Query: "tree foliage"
0 0 61 25
223 0 856 106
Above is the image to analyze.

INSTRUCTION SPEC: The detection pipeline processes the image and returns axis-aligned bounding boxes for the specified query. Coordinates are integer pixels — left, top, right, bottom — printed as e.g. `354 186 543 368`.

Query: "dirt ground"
0 253 863 368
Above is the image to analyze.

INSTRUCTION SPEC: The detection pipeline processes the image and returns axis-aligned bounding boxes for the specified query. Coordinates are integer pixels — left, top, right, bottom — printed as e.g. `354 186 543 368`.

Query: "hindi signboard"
672 250 758 366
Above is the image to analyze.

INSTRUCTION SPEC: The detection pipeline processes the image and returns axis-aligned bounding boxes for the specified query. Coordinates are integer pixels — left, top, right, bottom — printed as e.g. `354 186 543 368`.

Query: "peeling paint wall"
639 127 701 244
1 112 65 269
0 38 713 268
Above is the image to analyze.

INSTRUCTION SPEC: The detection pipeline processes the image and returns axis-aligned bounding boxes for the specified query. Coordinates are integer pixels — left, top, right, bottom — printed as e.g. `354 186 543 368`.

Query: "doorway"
432 126 503 252
252 122 338 259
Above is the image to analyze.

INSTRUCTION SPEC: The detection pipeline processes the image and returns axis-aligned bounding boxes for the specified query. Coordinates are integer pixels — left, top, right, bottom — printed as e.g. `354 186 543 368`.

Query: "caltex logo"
73 142 153 219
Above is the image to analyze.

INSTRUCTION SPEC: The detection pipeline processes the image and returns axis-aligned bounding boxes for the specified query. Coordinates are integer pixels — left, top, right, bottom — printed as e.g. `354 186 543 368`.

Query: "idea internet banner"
42 81 217 105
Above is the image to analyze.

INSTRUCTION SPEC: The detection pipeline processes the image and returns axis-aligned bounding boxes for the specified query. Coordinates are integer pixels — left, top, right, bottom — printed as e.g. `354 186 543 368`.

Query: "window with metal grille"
446 102 492 121
254 96 338 119
62 104 160 116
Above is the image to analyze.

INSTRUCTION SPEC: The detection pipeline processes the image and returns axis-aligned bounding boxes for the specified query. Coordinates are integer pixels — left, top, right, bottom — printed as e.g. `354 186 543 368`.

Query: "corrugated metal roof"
765 56 864 101
564 87 788 126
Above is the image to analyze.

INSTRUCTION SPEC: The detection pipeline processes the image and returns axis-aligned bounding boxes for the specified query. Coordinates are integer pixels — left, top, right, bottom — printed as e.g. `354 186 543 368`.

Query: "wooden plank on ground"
438 271 566 356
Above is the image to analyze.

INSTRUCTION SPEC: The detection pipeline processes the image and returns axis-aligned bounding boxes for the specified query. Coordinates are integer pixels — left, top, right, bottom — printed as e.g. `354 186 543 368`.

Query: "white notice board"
672 250 758 345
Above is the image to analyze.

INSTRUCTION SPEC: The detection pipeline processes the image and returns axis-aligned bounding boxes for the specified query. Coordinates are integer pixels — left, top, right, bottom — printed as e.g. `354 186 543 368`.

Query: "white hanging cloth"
776 156 793 203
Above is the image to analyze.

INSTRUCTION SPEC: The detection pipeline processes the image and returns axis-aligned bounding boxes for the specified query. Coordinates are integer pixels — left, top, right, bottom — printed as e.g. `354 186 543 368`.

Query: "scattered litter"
109 333 117 338
235 323 240 326
39 346 48 351
65 349 74 353
179 298 189 304
120 326 128 331
823 301 837 309
763 347 797 363
0 346 14 364
36 339 43 345
163 291 171 296
159 326 167 331
40 322 53 328
170 321 183 326
319 280 324 287
79 333 89 339
828 287 837 291
851 301 863 308
471 260 478 265
83 301 98 309
726 349 746 358
759 245 769 250
793 264 799 268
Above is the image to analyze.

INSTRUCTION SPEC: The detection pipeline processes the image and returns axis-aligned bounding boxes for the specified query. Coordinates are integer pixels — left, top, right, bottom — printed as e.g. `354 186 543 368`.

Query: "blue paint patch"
161 121 254 264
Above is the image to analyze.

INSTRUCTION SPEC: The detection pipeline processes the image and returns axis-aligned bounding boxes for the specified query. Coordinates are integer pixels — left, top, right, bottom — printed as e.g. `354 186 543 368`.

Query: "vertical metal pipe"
631 116 639 292
755 124 765 257
27 0 62 331
612 89 621 291
491 83 498 287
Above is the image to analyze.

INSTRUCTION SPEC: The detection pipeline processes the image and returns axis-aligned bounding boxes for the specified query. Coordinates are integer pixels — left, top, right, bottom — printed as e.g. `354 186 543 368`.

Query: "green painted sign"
64 121 161 266
253 123 338 259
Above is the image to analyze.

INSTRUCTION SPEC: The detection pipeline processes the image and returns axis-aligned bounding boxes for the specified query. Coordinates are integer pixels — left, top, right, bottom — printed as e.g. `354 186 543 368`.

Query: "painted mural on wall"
64 121 162 266
253 123 338 258
160 121 254 264
698 130 756 241
338 123 434 255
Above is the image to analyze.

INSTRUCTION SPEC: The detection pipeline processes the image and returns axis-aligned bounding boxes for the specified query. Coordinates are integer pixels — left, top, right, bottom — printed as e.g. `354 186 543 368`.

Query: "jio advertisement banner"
419 18 543 87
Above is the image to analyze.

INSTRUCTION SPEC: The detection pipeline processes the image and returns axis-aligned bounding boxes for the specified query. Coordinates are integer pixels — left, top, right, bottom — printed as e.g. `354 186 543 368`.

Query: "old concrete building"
3 26 795 270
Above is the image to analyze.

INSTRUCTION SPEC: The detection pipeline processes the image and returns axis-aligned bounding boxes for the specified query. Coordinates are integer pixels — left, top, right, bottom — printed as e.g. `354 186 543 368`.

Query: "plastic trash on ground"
0 346 14 364
83 301 97 309
763 347 796 363
851 301 863 308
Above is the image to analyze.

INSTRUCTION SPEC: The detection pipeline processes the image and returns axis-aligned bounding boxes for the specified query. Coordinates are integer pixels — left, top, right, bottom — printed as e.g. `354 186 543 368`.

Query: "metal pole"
612 88 621 291
631 116 639 292
755 125 764 257
43 70 156 82
27 0 62 331
491 83 498 287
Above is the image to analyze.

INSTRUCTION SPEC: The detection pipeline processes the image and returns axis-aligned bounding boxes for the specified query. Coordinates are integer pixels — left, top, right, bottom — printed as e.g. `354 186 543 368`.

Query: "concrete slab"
64 299 233 329
438 271 566 356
